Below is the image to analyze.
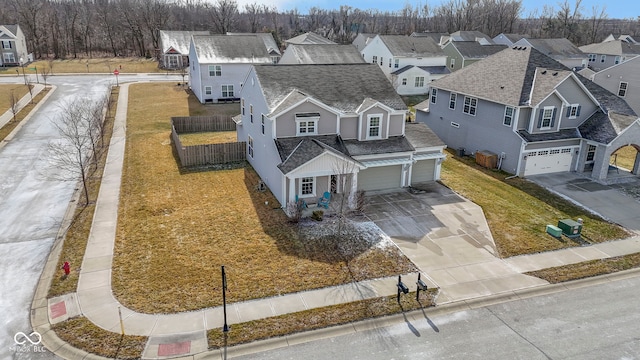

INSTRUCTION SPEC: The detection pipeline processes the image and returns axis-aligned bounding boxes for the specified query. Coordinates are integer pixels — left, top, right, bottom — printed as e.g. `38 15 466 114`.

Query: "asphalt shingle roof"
379 35 444 57
159 30 210 54
286 32 336 45
342 136 414 156
524 38 586 59
451 42 508 59
517 128 581 142
254 64 408 114
449 31 494 43
404 122 445 149
282 44 365 64
579 40 640 56
275 135 349 174
192 35 274 63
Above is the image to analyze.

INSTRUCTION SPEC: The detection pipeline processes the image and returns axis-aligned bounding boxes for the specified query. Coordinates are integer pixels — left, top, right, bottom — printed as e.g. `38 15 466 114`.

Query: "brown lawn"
0 57 163 75
178 131 237 146
0 84 30 115
611 146 638 171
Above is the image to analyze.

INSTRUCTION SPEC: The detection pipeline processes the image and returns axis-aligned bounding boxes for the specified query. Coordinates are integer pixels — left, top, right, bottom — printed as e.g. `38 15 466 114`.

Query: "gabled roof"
404 122 445 149
519 38 586 59
378 35 444 57
529 68 573 106
449 31 494 44
159 30 210 54
254 64 407 114
579 40 640 56
493 33 528 44
275 135 351 174
281 44 365 64
579 111 638 144
391 65 450 76
342 136 414 156
286 32 336 45
448 41 508 59
410 32 449 44
0 25 19 38
227 32 280 55
191 35 274 63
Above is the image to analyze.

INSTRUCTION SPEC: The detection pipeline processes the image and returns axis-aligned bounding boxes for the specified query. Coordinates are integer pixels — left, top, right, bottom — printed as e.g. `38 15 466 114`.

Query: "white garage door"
411 159 436 183
524 148 574 176
358 165 402 191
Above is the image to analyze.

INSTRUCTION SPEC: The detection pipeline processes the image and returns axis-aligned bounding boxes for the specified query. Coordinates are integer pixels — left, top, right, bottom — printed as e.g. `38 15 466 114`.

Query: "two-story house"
416 46 640 183
360 35 448 95
442 41 507 71
580 38 640 72
591 55 640 116
513 38 588 69
235 64 446 210
352 33 377 51
0 24 29 66
279 44 366 64
158 30 210 69
492 33 528 47
188 33 280 103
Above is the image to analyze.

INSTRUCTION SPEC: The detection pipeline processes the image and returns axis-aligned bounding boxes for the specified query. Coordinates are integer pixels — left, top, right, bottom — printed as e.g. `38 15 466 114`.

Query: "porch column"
348 172 358 208
288 176 296 205
633 152 640 175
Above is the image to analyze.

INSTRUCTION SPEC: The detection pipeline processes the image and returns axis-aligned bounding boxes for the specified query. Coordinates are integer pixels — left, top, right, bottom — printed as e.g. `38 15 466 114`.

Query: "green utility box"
558 219 583 237
546 225 563 238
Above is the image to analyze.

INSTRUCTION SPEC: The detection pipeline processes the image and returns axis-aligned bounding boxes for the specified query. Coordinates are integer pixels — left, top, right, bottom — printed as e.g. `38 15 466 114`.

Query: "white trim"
271 94 343 119
366 114 383 140
413 153 446 161
503 105 515 126
568 104 580 119
299 176 316 198
295 115 319 136
360 158 412 167
540 106 554 129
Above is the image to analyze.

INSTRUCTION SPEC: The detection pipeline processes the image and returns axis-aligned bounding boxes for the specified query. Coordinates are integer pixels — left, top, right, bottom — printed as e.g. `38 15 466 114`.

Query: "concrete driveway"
527 173 640 234
360 183 547 304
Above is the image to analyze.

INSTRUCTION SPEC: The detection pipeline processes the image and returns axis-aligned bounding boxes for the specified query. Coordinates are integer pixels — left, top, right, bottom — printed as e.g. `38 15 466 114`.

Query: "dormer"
356 98 405 141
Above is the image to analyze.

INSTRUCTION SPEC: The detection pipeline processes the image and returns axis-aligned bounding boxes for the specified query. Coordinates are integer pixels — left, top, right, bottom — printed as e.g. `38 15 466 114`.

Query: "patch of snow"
298 217 394 250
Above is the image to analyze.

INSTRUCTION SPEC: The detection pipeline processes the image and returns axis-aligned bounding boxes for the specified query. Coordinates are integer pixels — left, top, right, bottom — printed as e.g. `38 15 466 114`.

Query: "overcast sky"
234 0 636 20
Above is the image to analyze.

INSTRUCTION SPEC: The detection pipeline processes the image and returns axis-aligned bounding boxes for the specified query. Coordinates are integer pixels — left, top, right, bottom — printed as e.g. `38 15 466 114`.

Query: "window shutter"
576 105 581 116
537 109 543 128
551 108 557 127
566 107 571 117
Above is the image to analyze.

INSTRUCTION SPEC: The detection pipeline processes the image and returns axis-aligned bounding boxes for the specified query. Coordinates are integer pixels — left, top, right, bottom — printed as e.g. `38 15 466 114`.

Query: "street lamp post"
221 265 229 332
19 57 27 85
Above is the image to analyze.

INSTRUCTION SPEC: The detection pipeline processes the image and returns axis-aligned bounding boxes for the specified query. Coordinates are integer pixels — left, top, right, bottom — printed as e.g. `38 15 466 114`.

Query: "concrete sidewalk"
0 82 45 129
31 82 640 360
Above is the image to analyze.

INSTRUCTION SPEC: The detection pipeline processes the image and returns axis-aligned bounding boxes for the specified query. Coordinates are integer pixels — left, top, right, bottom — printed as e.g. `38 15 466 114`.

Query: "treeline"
1 0 639 60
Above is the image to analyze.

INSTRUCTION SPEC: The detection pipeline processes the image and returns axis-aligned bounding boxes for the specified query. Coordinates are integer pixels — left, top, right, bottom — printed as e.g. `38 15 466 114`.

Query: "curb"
0 85 55 150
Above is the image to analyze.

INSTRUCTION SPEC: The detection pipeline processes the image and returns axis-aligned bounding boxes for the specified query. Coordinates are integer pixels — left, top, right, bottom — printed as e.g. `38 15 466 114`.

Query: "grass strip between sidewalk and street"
0 87 50 142
526 252 640 283
0 84 30 114
207 289 437 349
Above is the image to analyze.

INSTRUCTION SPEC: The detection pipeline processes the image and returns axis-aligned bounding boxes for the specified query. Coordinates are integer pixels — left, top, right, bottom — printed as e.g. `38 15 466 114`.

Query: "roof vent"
500 86 505 89
552 72 558 76
541 70 547 74
512 46 518 50
522 47 527 50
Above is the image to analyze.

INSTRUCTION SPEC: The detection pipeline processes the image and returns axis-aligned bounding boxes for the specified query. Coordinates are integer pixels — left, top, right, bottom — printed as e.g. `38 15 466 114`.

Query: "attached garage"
358 165 402 191
411 159 436 183
524 147 574 176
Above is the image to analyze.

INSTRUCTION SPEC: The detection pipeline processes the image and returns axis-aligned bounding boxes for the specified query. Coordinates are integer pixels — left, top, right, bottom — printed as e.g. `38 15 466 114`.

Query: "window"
539 106 555 128
561 148 572 154
167 55 179 68
402 78 407 85
588 54 596 62
300 177 315 196
241 99 245 115
271 56 279 64
372 55 377 64
586 144 596 162
388 58 391 68
449 93 457 110
204 86 212 95
503 106 514 126
247 136 254 158
618 82 628 97
415 76 425 87
380 57 383 66
450 58 455 68
221 85 234 98
394 59 399 68
367 115 382 139
550 149 560 155
600 54 606 63
295 113 319 136
463 96 477 116
3 53 15 63
1 40 12 49
250 105 253 123
615 56 621 64
430 88 437 104
566 104 581 119
261 114 265 135
208 65 221 76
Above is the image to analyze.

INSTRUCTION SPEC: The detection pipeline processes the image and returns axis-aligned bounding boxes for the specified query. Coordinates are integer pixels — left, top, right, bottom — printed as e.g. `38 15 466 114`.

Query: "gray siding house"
416 47 640 183
591 55 640 116
580 39 640 72
0 24 29 66
442 41 507 71
236 64 446 210
158 30 210 69
513 38 588 69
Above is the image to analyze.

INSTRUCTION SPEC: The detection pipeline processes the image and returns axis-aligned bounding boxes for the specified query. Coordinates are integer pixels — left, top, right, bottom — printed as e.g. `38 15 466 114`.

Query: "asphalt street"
233 274 640 359
0 73 179 360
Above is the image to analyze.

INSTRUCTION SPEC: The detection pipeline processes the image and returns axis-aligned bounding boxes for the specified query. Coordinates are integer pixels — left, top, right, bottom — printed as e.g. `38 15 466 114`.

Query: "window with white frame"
600 54 606 63
367 115 382 139
1 40 12 49
250 105 253 123
295 113 319 136
167 55 179 68
261 114 265 135
372 55 377 64
241 99 245 115
540 107 554 128
567 104 580 119
208 65 221 76
503 106 514 126
463 96 477 116
615 56 621 64
300 177 314 196
449 93 456 110
430 88 437 103
204 86 212 95
402 78 407 85
380 57 383 66
247 136 254 158
3 52 15 63
394 59 399 68
221 85 234 98
618 82 628 97
271 56 279 64
388 58 391 68
588 54 596 62
586 144 596 162
450 58 455 68
415 76 425 87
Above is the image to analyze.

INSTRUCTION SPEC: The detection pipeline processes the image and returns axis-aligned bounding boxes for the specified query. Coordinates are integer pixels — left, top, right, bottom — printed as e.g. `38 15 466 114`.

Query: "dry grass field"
0 84 30 115
178 131 237 146
611 146 638 171
0 57 164 75
111 83 415 314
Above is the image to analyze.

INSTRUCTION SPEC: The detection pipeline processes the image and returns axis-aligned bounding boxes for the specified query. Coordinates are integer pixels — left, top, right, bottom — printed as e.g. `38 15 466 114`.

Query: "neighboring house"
416 46 640 183
352 33 377 51
441 31 494 46
602 34 637 44
158 30 210 69
0 24 29 67
591 55 640 116
579 39 640 72
410 32 449 46
513 38 588 69
235 63 446 210
442 41 507 71
188 34 279 103
285 32 336 46
279 44 365 64
492 33 528 47
227 32 281 62
360 35 447 95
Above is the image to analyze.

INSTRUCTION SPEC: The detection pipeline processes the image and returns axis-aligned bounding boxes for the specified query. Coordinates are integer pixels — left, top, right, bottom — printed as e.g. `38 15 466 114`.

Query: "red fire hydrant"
62 261 71 276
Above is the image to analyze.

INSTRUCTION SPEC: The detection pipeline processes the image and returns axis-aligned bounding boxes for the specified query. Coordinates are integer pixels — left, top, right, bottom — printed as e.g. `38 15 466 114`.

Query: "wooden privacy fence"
171 116 246 167
172 115 237 133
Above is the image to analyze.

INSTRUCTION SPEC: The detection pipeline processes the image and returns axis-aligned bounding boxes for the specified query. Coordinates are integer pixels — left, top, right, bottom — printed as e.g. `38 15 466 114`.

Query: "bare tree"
209 0 238 34
587 5 608 44
244 2 262 33
8 90 19 123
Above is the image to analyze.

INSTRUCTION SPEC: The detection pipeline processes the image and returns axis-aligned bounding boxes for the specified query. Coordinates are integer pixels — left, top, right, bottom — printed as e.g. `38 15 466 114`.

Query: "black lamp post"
19 57 27 85
221 265 229 332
